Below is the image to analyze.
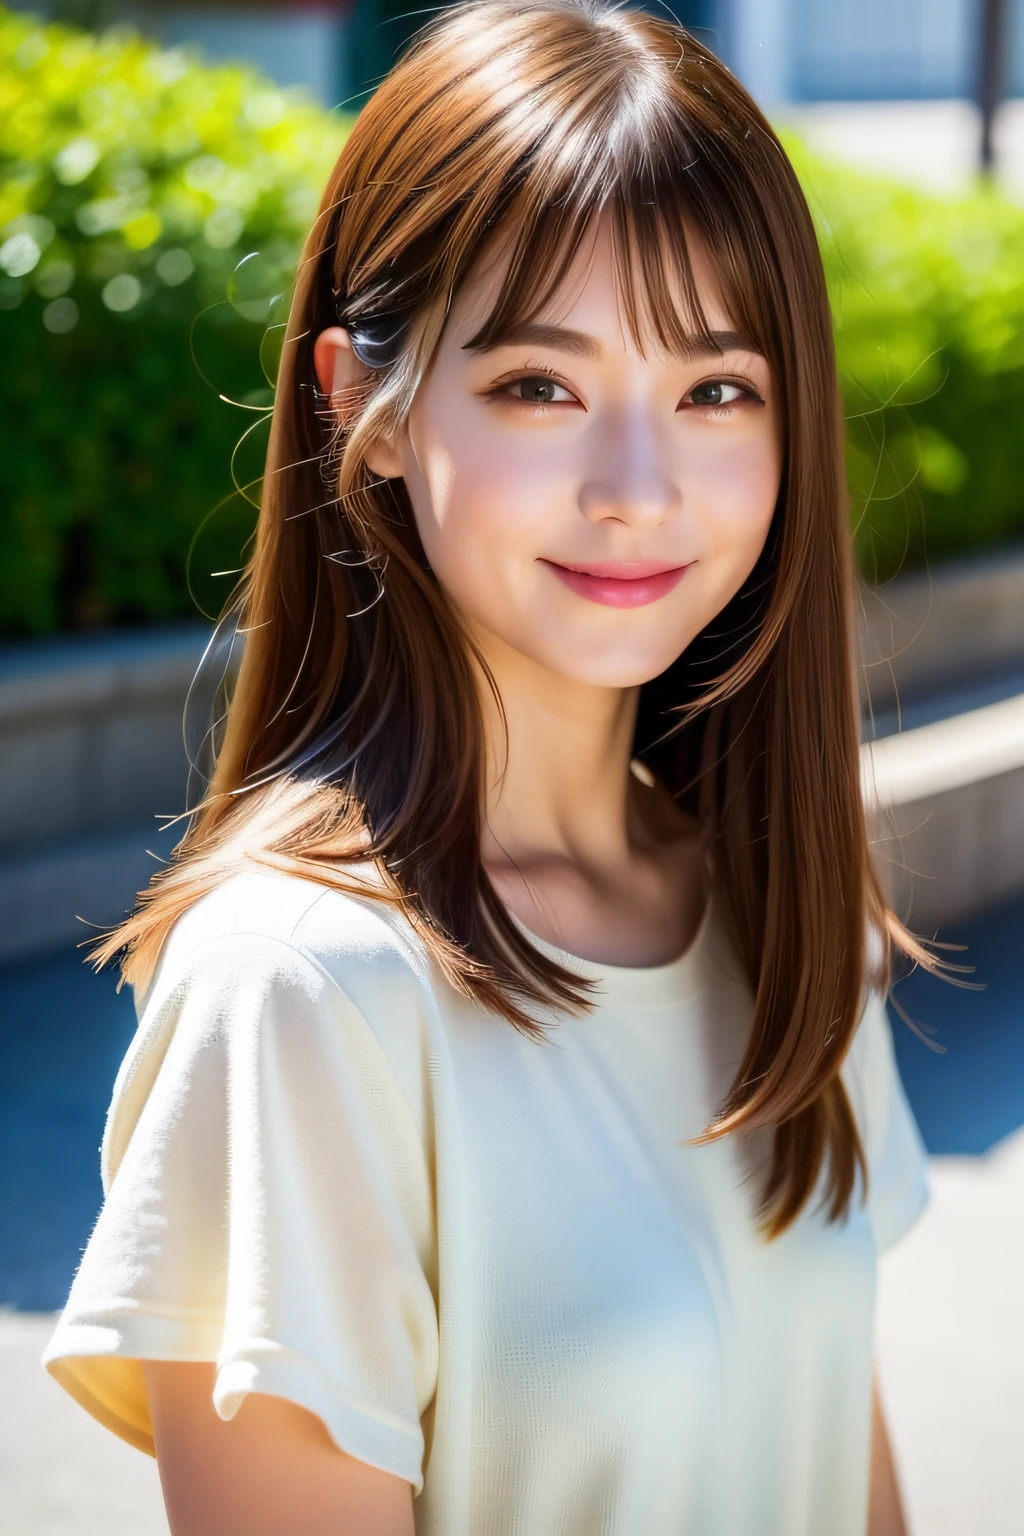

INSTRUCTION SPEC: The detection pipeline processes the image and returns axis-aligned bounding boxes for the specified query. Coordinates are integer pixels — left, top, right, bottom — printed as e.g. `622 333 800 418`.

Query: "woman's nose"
577 410 681 529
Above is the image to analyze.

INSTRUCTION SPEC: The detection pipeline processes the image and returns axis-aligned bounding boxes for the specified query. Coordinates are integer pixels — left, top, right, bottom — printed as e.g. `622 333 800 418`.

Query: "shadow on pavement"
0 949 137 1311
889 892 1024 1157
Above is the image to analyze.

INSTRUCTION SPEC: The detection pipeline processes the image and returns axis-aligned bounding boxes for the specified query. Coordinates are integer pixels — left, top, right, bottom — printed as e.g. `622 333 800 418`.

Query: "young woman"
44 3 934 1531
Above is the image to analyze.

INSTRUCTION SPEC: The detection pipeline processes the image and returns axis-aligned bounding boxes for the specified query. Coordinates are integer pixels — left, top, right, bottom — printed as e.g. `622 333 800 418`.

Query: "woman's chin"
514 641 692 691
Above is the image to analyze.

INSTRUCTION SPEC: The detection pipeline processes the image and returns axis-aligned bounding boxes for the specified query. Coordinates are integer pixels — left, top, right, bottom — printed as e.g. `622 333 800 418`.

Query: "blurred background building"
726 0 1022 108
7 0 1022 118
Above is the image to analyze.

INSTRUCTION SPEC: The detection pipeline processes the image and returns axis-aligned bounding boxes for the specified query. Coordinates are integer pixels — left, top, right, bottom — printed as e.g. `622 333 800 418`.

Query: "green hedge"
1 7 1023 636
0 6 346 634
786 133 1024 582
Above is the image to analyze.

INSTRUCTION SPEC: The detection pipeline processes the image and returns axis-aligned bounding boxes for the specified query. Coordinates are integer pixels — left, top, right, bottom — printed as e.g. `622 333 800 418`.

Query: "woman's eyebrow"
679 329 761 361
466 322 761 361
465 323 599 358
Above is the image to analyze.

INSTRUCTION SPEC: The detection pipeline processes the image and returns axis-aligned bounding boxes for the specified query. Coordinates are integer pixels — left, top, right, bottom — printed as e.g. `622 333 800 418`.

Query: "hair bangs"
435 90 774 384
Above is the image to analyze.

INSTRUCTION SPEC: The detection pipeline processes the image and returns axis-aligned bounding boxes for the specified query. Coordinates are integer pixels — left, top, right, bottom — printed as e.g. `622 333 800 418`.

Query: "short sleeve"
844 987 931 1255
42 932 439 1494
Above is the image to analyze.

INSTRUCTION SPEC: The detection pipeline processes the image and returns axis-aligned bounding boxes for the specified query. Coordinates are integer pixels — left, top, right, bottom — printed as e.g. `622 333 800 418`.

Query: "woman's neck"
469 623 707 968
475 628 640 869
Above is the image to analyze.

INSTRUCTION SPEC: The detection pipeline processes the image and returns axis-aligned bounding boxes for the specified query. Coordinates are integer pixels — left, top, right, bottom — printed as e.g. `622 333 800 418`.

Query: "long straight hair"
95 0 935 1237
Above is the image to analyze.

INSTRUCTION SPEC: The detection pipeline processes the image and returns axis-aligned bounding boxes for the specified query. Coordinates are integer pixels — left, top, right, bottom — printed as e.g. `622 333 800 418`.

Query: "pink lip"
541 558 693 609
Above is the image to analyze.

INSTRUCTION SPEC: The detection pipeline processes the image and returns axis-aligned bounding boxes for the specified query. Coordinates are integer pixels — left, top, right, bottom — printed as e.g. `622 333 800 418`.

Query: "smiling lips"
541 558 693 608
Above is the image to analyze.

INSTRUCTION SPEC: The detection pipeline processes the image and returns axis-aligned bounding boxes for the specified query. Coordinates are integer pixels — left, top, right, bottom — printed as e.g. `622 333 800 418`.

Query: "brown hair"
95 0 938 1237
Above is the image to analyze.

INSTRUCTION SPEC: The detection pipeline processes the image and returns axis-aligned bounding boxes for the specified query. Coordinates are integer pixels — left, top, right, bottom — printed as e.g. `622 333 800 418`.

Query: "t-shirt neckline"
509 889 713 1010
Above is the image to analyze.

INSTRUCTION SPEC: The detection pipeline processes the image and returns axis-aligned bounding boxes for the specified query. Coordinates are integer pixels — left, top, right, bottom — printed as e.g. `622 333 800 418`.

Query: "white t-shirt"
44 866 929 1535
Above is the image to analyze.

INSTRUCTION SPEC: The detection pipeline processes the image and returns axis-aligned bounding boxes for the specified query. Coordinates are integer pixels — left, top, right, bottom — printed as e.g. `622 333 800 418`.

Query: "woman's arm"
144 1361 415 1536
868 1370 908 1536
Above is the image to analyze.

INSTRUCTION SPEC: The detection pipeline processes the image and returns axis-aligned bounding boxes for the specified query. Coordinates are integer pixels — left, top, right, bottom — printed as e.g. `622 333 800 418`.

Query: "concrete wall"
858 551 1024 933
2 548 1023 964
0 626 207 963
865 692 1024 931
0 626 206 854
859 546 1024 727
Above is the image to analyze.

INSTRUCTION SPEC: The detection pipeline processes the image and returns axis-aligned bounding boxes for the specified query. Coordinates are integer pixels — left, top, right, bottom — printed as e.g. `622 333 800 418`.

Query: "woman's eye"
687 380 748 408
508 375 575 405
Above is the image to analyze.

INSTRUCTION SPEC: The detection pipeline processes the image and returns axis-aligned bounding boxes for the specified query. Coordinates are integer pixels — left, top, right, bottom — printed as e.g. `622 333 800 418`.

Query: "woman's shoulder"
145 861 431 1010
133 864 436 1114
107 863 437 1194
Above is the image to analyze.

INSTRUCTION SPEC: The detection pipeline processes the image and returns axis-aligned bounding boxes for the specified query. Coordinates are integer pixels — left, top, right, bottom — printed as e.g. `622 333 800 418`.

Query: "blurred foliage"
786 132 1024 582
1 7 1023 636
0 5 347 634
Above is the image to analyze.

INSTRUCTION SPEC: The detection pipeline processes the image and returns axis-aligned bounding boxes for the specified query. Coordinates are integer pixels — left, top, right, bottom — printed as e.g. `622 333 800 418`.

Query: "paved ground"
0 1311 168 1536
877 1126 1024 1536
2 891 1022 1533
875 895 1024 1533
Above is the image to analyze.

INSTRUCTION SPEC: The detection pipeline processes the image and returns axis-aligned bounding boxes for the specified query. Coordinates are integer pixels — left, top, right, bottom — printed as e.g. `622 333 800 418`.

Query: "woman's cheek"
404 456 539 624
403 433 519 589
418 431 565 565
682 432 780 554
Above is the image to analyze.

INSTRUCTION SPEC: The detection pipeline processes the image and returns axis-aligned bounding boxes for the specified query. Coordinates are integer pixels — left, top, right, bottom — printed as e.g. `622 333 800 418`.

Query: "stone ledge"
864 692 1024 805
0 625 209 856
0 623 209 725
859 546 1024 716
3 550 1024 961
863 694 1024 931
2 687 1022 962
0 823 166 966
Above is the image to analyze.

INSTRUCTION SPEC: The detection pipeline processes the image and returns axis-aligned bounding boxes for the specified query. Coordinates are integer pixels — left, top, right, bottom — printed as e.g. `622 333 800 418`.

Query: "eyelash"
484 363 573 409
486 363 765 413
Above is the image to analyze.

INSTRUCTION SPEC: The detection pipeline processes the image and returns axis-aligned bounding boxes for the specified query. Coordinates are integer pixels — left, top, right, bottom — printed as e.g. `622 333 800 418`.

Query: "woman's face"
368 218 782 688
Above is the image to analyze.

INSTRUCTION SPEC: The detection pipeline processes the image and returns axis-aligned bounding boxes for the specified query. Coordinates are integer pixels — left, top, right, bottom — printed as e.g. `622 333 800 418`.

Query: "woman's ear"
312 326 404 479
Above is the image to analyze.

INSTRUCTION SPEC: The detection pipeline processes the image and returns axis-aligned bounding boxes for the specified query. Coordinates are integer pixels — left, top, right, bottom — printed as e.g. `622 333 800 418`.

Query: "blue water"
2 896 1022 1311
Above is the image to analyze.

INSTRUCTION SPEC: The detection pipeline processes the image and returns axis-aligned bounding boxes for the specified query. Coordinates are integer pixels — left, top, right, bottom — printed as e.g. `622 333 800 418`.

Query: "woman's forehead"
443 215 739 361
